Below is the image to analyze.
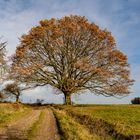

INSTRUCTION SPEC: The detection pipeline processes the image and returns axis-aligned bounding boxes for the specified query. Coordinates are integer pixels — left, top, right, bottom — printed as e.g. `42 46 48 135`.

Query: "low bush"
131 97 140 104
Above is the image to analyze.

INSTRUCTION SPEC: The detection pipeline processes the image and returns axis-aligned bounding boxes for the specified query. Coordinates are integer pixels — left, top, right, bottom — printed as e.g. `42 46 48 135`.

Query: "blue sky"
0 0 140 104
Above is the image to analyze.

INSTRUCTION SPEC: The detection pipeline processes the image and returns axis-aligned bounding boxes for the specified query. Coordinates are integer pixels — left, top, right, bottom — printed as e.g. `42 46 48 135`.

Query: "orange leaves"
90 23 99 31
19 15 116 53
11 15 134 97
109 50 127 64
16 47 26 57
96 67 113 78
40 18 56 27
12 62 42 78
74 57 93 71
30 26 45 38
107 84 129 94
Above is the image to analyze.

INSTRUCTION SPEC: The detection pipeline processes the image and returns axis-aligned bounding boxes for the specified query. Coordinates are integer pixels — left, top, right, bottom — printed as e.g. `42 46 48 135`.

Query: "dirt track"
0 108 60 140
35 109 60 140
0 109 41 139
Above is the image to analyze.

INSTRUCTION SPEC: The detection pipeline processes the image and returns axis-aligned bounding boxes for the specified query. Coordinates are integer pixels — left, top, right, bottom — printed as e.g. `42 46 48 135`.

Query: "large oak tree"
11 15 134 104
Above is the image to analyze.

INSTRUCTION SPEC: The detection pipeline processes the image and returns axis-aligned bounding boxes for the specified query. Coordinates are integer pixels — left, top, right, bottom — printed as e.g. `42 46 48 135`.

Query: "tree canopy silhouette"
11 15 134 104
2 82 39 103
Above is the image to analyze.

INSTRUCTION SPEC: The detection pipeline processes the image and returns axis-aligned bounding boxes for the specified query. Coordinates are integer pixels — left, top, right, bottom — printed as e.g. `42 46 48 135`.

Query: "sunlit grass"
61 105 140 136
53 108 100 140
0 103 31 127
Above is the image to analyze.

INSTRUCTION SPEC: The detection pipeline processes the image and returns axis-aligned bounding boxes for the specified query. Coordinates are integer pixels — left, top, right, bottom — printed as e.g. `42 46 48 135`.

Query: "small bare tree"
0 41 7 81
4 82 21 103
2 82 43 103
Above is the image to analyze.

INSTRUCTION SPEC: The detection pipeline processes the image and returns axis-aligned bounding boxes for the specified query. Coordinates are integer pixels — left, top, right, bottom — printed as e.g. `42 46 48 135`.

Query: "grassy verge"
0 103 31 127
53 108 100 140
57 105 140 139
26 110 45 140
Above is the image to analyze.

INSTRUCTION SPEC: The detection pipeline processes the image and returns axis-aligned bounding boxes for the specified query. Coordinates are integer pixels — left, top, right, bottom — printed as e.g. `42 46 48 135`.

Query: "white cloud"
21 85 64 104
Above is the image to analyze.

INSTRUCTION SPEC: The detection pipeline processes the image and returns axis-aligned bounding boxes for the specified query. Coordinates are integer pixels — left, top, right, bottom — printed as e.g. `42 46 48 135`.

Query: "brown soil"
0 109 41 140
0 108 60 140
35 109 60 140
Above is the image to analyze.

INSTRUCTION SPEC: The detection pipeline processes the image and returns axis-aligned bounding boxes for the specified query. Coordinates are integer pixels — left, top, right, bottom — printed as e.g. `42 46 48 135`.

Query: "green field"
54 105 140 140
0 103 140 140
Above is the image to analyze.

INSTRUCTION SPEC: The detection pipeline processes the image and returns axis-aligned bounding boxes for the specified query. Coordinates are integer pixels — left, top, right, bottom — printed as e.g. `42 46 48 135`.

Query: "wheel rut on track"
0 109 41 140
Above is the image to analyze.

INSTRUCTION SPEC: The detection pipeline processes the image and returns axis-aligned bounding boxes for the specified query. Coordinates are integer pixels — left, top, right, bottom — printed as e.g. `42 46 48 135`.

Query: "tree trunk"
16 96 20 103
16 91 20 103
64 94 71 105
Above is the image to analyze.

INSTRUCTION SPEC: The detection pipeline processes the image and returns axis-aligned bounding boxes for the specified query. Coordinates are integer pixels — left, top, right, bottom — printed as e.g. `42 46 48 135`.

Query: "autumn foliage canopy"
11 15 134 104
